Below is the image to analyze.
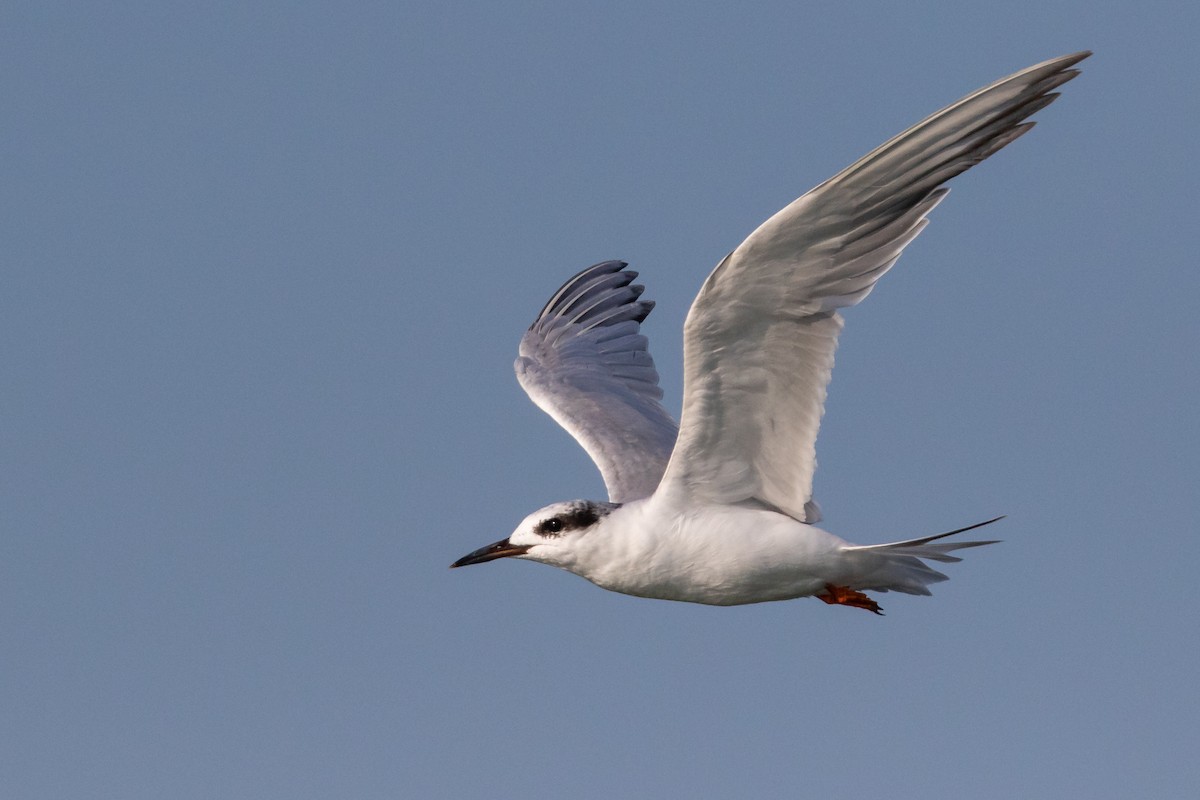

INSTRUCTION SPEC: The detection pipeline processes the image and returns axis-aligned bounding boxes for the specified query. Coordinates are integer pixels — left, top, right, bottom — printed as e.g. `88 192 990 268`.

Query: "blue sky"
3 2 1197 798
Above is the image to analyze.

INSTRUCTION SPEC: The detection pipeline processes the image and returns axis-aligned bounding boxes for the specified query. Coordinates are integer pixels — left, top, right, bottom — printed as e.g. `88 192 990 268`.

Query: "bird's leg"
817 584 883 615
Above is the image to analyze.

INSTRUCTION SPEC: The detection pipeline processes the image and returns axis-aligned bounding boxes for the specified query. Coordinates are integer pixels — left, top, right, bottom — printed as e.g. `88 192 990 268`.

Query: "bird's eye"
542 517 563 534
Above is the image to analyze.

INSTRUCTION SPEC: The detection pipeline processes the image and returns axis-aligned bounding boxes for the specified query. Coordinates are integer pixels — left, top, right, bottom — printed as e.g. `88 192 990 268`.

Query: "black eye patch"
536 503 603 536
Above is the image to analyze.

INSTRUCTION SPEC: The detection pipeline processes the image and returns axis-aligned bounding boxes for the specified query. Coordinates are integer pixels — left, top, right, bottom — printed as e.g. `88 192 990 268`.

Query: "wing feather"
658 52 1089 521
516 261 679 502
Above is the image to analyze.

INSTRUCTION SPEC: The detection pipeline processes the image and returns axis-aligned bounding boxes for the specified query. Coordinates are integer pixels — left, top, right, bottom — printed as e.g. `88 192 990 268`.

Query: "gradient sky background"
3 2 1197 798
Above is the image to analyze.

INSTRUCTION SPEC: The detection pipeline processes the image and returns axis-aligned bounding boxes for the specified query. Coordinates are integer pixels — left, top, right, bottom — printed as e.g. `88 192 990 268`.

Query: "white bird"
452 52 1088 614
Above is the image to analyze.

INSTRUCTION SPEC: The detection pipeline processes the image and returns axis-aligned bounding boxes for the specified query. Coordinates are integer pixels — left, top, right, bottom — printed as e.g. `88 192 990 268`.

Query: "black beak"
450 538 532 568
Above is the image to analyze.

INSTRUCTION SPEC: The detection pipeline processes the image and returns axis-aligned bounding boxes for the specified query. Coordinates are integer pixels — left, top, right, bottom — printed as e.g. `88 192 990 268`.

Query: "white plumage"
454 52 1089 613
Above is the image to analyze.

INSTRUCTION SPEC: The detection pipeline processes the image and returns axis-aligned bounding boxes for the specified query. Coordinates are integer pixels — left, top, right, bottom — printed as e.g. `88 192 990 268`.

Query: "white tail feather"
841 516 1003 595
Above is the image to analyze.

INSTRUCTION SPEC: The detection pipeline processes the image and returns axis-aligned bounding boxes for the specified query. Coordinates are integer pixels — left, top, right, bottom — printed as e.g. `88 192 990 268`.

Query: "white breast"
573 498 854 605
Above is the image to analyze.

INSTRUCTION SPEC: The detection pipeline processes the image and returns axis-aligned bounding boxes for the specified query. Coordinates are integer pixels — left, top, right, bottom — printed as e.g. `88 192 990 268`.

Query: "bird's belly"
603 566 827 606
587 509 850 606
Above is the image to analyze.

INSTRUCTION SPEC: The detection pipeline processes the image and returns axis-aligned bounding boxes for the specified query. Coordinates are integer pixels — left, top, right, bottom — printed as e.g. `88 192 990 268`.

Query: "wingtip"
632 298 656 324
1037 50 1091 72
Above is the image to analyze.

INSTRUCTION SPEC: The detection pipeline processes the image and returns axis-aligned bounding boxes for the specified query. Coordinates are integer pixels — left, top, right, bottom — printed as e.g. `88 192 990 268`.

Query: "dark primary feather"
516 261 679 503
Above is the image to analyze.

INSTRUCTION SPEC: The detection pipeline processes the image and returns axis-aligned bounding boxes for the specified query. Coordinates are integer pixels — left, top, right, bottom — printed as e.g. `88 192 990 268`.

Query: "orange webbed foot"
817 584 884 615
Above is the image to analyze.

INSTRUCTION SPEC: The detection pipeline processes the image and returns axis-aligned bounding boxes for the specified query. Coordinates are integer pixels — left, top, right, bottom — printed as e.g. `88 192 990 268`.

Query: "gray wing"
515 261 679 502
658 51 1090 522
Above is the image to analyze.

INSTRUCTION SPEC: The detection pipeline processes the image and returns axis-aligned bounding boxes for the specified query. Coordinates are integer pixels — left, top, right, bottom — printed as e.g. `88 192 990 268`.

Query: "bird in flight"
452 52 1089 614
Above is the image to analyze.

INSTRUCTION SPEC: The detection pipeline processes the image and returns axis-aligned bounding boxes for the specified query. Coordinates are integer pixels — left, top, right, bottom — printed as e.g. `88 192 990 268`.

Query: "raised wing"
516 261 679 502
659 51 1089 522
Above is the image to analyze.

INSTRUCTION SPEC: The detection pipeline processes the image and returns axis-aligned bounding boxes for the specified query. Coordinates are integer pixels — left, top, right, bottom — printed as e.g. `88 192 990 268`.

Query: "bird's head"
450 500 617 570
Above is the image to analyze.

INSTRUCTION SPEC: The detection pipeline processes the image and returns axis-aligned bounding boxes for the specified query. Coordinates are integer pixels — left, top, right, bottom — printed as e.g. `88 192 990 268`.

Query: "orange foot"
817 584 884 615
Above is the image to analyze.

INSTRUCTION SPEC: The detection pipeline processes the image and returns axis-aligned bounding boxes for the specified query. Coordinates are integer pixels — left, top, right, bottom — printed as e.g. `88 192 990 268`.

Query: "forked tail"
840 516 1004 596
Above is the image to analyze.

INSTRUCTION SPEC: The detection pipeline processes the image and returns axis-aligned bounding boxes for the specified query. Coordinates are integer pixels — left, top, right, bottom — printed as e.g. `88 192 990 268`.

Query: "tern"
452 52 1088 613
